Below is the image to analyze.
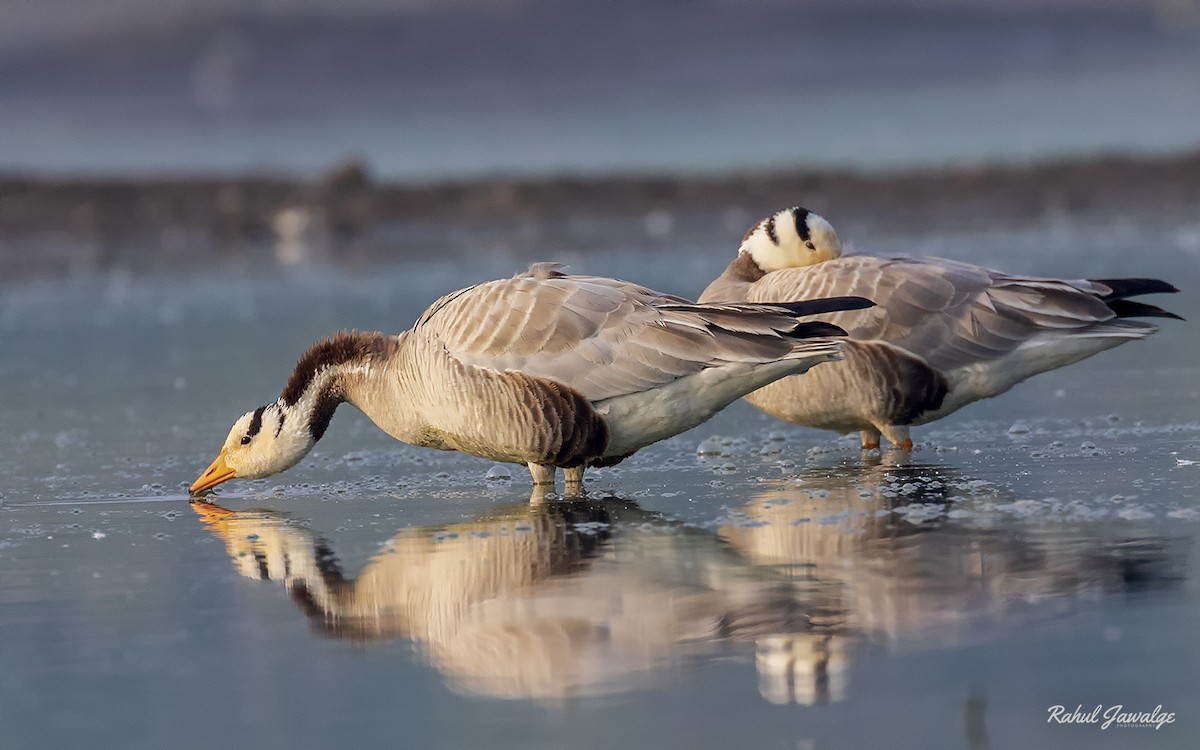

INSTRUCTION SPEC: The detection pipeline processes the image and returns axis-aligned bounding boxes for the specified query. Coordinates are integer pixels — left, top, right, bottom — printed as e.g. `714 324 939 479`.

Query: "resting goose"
698 207 1181 450
191 263 872 493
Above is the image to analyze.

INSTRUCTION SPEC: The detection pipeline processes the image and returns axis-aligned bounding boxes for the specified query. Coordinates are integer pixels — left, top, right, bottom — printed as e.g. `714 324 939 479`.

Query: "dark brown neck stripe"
729 251 767 282
308 384 342 441
280 330 395 407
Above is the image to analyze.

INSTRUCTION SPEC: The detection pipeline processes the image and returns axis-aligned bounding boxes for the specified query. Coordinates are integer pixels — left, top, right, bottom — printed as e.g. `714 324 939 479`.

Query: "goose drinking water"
191 263 872 494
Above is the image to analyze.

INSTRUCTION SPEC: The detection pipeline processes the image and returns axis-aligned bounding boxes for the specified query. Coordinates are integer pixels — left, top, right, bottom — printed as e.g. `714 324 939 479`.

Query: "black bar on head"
248 405 267 437
765 214 779 245
792 207 812 242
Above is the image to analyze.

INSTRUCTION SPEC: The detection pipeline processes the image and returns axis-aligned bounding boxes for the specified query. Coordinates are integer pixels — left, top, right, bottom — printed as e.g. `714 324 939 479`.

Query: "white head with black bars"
191 401 318 493
191 331 393 495
741 206 843 271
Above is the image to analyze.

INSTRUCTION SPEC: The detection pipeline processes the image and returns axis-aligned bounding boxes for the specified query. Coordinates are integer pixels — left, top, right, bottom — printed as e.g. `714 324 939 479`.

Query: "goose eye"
805 241 816 250
240 436 252 445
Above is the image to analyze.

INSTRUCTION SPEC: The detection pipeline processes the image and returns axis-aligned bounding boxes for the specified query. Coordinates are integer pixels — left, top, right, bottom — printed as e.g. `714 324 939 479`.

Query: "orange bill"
190 451 236 494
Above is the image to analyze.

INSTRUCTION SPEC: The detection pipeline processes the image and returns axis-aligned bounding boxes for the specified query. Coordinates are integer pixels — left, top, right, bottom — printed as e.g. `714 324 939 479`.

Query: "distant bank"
2 150 1198 280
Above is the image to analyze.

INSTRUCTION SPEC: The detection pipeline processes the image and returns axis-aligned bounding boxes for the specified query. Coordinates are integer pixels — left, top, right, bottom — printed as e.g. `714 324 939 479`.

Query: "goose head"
741 206 843 271
190 402 315 493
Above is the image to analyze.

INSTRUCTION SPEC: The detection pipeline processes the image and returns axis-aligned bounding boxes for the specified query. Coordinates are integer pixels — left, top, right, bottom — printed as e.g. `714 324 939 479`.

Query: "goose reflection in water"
720 456 1187 703
192 463 1184 703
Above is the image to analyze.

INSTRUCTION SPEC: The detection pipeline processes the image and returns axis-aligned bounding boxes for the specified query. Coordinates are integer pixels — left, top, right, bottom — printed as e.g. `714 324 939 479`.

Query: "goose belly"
360 354 608 468
743 341 950 432
744 364 881 433
924 329 1149 423
595 359 813 457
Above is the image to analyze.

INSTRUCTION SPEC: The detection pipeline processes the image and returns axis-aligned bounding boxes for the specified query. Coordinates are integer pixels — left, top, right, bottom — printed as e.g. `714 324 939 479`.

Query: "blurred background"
2 0 1200 277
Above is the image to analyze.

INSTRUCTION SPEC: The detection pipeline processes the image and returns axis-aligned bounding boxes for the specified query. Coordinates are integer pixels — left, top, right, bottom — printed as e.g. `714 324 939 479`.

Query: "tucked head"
741 206 843 271
190 402 314 493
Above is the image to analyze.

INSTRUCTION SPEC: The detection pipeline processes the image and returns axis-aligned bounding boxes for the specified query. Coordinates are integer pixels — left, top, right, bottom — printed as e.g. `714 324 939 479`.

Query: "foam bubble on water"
484 465 512 481
696 437 722 455
894 503 946 524
1007 422 1031 435
806 445 835 460
992 499 1048 517
1116 506 1154 521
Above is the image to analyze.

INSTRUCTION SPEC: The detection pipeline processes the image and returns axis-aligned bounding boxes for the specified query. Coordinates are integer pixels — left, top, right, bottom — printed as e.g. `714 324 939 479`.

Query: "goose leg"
879 424 913 451
860 428 882 450
528 462 557 485
563 465 585 497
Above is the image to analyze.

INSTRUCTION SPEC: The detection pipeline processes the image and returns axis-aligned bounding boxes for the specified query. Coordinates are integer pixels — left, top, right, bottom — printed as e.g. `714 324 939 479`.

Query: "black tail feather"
1091 278 1180 300
788 321 850 339
767 296 876 317
1107 299 1185 321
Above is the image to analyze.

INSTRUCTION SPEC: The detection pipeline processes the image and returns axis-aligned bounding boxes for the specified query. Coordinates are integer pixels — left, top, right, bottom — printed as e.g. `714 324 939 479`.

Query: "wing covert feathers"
412 270 856 402
737 256 1180 373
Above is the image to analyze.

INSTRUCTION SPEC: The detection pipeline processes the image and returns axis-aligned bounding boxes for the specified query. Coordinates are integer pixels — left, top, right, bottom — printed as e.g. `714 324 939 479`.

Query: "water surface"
2 221 1198 748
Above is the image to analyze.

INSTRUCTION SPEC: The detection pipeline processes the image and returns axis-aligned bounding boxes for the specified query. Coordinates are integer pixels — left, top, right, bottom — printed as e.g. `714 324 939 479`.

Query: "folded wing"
745 255 1173 373
415 265 867 402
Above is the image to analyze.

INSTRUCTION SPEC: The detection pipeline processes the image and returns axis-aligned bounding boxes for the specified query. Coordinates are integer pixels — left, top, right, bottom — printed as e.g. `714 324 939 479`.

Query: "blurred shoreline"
2 149 1199 280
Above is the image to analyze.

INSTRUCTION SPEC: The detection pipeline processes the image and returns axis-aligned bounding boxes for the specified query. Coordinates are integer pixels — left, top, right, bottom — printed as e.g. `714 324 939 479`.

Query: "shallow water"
2 221 1199 749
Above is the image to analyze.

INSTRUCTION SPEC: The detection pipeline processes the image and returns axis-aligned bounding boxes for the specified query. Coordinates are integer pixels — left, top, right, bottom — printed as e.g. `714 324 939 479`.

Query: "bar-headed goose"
191 263 872 493
699 207 1181 450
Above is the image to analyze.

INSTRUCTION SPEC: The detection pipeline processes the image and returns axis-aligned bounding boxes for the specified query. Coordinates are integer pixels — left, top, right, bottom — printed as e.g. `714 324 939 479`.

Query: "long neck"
279 330 401 441
697 251 765 303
